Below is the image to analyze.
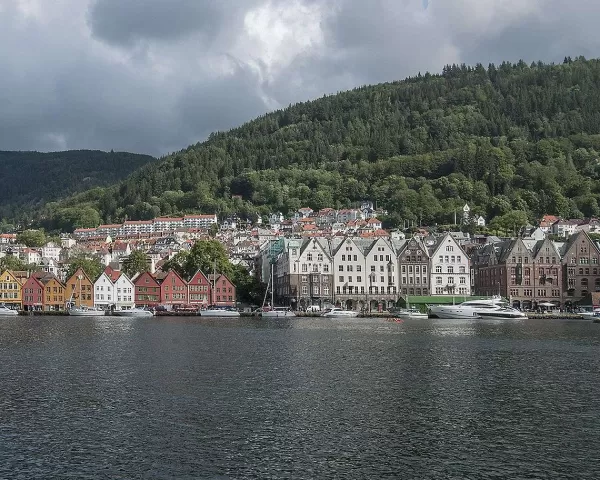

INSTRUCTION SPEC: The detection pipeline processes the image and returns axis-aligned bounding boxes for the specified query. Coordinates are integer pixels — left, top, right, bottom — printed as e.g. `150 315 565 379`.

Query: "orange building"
38 273 66 311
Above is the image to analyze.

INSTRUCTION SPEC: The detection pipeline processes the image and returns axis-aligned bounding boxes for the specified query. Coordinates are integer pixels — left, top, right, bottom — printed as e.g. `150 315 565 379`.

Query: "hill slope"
0 150 156 226
39 57 600 232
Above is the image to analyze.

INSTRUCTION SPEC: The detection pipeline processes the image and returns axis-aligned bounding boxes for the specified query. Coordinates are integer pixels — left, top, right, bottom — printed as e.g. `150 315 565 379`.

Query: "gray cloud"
0 0 598 157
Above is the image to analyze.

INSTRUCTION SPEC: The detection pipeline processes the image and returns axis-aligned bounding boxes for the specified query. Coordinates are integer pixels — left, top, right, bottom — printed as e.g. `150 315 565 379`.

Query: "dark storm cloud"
1 0 600 156
88 0 227 46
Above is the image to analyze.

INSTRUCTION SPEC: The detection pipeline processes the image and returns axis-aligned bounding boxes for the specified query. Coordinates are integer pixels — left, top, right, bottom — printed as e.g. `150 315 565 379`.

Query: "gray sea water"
1 315 599 479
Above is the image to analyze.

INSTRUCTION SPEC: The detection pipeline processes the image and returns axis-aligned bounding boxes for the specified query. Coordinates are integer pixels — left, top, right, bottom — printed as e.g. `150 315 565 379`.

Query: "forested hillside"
38 57 600 232
0 150 155 228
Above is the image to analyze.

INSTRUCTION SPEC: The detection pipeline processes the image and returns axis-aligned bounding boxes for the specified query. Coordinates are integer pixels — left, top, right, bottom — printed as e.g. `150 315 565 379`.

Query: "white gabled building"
331 237 367 309
363 237 399 309
94 272 115 309
113 273 135 310
428 233 471 296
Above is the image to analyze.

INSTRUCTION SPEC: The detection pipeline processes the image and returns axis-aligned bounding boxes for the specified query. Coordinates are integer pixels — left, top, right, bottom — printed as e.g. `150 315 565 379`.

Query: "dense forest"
0 150 156 229
30 57 600 232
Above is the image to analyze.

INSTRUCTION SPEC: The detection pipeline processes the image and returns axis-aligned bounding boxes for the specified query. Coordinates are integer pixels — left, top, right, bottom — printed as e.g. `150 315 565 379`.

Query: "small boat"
580 308 600 319
199 306 240 317
68 306 104 316
0 304 18 316
321 307 359 318
261 306 296 318
393 308 428 320
113 307 154 317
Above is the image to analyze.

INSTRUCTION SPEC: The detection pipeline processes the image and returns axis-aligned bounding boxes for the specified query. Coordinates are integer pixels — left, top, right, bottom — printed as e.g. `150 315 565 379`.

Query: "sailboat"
261 262 295 318
199 262 240 317
67 274 104 316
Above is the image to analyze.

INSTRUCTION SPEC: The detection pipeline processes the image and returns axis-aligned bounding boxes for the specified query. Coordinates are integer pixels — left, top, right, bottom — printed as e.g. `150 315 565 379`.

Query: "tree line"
26 57 600 232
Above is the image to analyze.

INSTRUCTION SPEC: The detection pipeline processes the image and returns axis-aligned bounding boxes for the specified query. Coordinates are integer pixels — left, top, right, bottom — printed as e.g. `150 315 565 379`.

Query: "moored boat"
68 306 104 316
113 307 154 317
393 308 428 320
0 304 18 316
262 306 296 318
199 306 240 317
321 307 359 318
428 296 526 319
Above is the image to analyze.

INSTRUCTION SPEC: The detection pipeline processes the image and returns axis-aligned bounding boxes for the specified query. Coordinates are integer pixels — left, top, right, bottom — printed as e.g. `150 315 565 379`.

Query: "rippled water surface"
1 315 600 479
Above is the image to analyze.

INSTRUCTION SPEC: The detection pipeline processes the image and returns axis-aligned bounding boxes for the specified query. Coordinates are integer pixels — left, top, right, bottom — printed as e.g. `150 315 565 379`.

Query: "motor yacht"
321 307 359 318
393 308 429 320
428 296 527 319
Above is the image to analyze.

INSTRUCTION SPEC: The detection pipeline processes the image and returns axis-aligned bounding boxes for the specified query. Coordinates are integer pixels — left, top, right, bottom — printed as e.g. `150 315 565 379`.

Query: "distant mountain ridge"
0 150 156 225
22 57 600 233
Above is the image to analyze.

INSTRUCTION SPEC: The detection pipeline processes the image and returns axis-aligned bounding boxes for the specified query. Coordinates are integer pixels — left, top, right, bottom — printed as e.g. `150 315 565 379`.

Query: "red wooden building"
22 274 45 311
188 269 211 307
208 273 236 307
134 271 161 307
158 270 188 307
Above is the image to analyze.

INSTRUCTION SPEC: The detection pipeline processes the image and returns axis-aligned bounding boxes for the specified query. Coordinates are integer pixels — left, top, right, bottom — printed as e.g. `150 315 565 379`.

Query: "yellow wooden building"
65 268 94 308
0 269 25 309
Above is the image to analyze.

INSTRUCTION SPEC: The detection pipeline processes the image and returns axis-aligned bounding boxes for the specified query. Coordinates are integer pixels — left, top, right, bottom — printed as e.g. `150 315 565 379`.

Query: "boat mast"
212 260 216 305
271 262 274 307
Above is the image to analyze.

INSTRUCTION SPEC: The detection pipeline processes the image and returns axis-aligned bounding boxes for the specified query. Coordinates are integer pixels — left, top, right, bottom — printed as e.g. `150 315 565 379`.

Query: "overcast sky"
2 0 600 157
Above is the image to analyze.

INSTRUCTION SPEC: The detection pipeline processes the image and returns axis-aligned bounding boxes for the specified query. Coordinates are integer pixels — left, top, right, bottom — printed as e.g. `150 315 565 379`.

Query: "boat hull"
0 308 18 316
200 309 240 317
321 310 359 318
68 308 104 316
478 311 527 319
262 310 296 318
113 309 154 317
428 306 481 319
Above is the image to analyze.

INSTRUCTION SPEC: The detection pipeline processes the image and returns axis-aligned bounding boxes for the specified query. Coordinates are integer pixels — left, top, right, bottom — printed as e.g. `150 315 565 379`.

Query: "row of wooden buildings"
1 267 236 311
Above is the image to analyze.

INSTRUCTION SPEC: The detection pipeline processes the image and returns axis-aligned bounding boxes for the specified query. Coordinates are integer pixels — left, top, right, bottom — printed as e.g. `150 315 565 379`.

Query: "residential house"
159 270 188 307
362 237 399 310
0 269 24 309
539 215 560 233
20 248 41 265
22 274 45 311
41 242 62 262
113 272 135 310
41 273 66 311
551 219 579 238
208 273 236 306
428 233 471 296
64 268 94 308
134 272 161 307
188 269 212 307
330 237 367 310
94 271 115 309
397 236 429 298
561 231 600 308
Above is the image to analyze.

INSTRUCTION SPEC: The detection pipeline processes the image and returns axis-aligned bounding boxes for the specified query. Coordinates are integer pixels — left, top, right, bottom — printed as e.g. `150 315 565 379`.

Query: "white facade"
429 233 471 296
332 238 366 298
114 274 135 309
20 249 41 265
94 272 115 308
363 238 398 297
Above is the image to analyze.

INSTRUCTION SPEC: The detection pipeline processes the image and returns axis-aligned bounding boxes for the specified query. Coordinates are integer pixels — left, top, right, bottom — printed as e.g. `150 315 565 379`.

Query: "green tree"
0 254 27 272
122 250 150 277
65 255 103 281
163 239 232 280
17 229 47 247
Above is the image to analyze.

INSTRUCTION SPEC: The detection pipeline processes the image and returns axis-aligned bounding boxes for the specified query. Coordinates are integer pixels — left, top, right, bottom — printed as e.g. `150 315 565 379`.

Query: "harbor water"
1 315 600 479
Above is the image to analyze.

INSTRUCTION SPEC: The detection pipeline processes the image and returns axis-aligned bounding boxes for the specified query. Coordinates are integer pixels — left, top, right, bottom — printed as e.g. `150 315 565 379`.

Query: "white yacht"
321 308 359 318
0 304 18 316
68 306 104 316
261 306 296 318
199 306 240 317
580 308 600 319
428 296 527 319
394 308 428 320
113 307 154 317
